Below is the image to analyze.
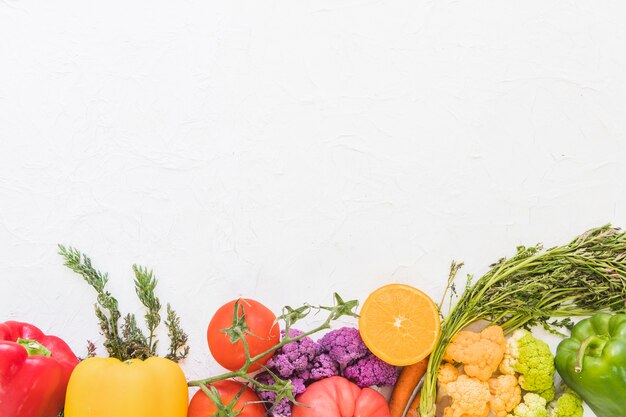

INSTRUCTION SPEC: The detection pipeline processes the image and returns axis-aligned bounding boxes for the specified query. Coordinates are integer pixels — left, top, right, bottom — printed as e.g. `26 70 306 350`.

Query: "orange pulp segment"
358 283 440 366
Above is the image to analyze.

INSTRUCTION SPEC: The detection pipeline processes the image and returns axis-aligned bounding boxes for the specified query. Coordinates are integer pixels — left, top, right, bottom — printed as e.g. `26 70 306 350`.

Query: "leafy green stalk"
420 225 626 417
187 293 359 411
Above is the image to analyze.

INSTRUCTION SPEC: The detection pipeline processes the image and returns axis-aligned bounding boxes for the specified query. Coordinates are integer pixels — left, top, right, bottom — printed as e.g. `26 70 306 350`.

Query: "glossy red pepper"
0 321 79 417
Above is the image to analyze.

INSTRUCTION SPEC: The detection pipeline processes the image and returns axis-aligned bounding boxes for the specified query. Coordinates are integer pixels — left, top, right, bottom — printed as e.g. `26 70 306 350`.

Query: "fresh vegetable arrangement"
2 225 626 417
186 294 370 416
418 225 626 417
253 326 398 416
57 246 191 417
435 325 583 417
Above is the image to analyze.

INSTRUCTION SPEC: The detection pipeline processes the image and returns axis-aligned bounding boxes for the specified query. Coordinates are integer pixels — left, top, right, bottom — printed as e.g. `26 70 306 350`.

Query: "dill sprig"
58 245 189 362
419 225 626 417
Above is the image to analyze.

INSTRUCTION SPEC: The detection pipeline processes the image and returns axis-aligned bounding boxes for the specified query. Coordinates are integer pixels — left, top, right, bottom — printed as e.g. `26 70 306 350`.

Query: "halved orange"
358 283 440 366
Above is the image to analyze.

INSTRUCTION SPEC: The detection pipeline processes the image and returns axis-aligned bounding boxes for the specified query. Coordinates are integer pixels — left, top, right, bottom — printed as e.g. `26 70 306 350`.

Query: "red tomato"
188 380 265 417
207 298 280 372
292 376 390 417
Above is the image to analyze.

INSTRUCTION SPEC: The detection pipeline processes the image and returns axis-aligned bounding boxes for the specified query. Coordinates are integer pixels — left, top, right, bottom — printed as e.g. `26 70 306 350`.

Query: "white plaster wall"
1 1 626 413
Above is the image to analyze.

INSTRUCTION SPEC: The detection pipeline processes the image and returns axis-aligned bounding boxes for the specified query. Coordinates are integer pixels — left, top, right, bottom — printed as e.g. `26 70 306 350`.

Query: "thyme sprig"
58 245 189 362
187 293 359 413
419 225 626 417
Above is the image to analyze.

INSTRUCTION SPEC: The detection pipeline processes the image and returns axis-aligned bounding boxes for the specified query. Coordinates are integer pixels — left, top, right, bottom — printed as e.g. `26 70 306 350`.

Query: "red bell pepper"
0 321 79 417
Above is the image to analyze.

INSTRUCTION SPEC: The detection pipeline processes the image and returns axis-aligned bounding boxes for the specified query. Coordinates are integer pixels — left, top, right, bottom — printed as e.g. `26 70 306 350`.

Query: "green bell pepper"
555 312 626 417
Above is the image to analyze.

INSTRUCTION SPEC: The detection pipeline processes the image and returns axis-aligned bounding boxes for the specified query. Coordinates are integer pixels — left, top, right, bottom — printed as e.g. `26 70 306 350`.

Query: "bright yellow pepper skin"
64 356 188 417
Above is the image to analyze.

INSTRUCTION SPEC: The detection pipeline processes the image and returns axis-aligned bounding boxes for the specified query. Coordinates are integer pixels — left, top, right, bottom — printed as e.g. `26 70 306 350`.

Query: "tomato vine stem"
187 293 359 410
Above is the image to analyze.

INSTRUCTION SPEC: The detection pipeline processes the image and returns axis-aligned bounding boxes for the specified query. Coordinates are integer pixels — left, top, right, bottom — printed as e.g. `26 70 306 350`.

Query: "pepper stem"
574 335 606 373
17 338 52 357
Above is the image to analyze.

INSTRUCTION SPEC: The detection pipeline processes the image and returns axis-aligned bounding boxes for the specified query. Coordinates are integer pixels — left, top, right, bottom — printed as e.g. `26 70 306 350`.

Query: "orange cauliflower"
489 374 522 417
443 325 506 381
437 363 460 400
438 363 459 384
443 375 491 417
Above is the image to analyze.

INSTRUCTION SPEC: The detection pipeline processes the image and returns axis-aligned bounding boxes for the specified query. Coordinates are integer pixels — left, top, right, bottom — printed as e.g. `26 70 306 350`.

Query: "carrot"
388 356 429 417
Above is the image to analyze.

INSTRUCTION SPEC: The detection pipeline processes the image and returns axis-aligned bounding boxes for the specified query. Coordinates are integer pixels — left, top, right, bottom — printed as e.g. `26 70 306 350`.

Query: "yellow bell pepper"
64 356 188 417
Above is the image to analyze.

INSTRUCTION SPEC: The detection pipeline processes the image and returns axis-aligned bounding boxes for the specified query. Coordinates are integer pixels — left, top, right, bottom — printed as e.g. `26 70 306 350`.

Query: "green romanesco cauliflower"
547 388 583 417
499 329 555 401
507 393 548 417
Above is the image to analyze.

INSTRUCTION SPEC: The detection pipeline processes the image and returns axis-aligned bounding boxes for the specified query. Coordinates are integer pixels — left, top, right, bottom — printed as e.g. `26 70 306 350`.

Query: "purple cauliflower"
267 329 318 378
254 371 306 417
309 351 340 381
344 353 400 388
254 326 398 416
318 327 369 368
268 399 292 417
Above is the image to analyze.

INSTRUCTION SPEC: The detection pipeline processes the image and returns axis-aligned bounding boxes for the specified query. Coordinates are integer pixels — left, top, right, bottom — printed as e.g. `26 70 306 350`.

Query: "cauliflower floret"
547 388 583 417
308 352 340 381
489 374 522 417
437 363 460 400
267 329 318 378
442 375 491 417
443 325 506 381
318 327 369 368
499 329 555 401
438 363 460 384
507 393 548 417
343 353 399 387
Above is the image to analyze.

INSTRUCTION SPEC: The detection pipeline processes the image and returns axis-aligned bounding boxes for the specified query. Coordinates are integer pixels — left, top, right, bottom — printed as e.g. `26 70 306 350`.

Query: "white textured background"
1 1 626 413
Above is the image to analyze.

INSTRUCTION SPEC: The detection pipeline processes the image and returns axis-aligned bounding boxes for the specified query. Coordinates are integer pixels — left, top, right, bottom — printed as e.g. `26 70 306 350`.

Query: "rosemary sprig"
58 245 123 359
58 245 189 362
165 303 190 362
187 293 359 412
120 313 150 359
133 265 161 355
419 225 626 417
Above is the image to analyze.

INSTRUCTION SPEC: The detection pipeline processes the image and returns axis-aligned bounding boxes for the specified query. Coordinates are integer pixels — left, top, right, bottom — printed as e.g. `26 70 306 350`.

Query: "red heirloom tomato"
188 380 265 417
207 298 280 371
292 376 390 417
